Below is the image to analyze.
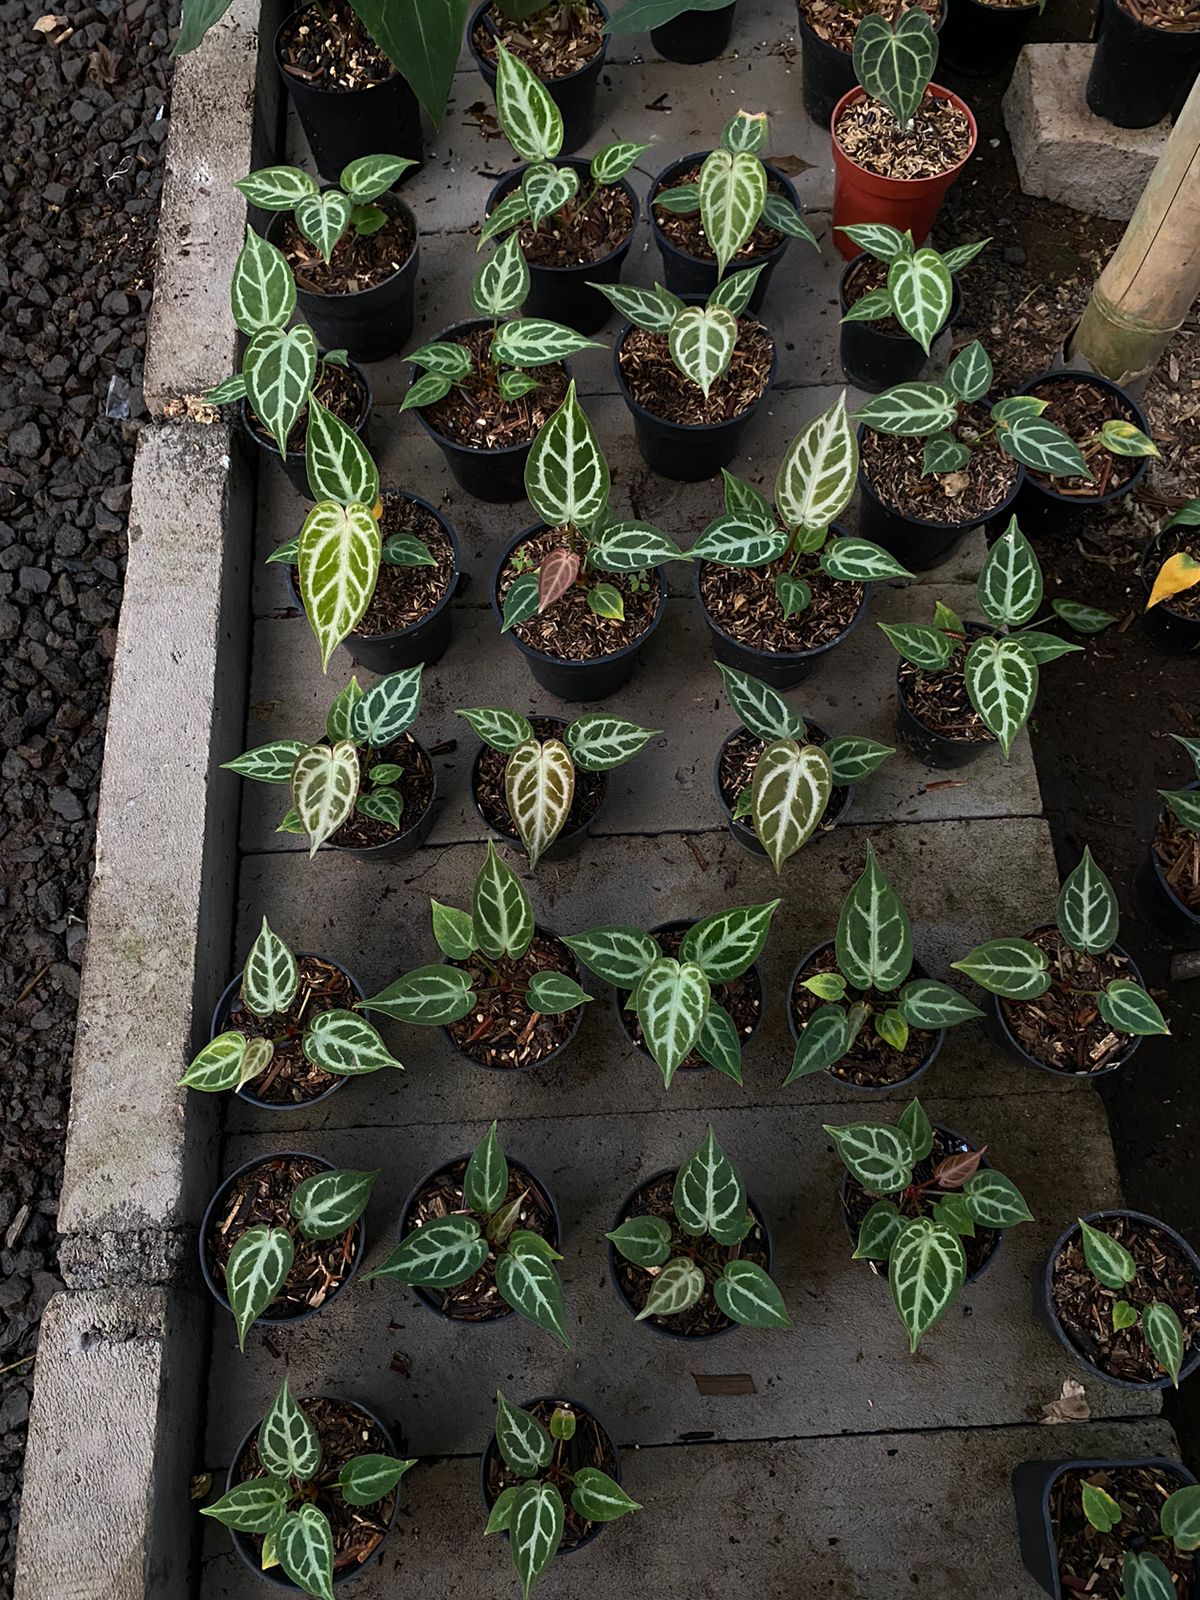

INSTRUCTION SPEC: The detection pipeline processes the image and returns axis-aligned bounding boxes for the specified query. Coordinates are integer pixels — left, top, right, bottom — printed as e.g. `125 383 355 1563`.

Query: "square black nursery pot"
650 1 739 62
1086 0 1200 129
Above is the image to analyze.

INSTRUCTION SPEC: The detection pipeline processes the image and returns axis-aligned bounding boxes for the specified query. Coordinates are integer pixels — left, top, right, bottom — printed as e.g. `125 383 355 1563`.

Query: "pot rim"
439 922 588 1073
612 305 778 434
486 159 639 276
469 716 608 852
1016 368 1154 507
1099 0 1200 37
273 7 404 98
467 0 612 85
1140 528 1200 623
648 151 804 270
408 317 569 461
240 355 373 464
857 424 1026 533
713 719 853 840
795 0 947 55
830 84 979 183
266 192 419 301
478 1393 620 1552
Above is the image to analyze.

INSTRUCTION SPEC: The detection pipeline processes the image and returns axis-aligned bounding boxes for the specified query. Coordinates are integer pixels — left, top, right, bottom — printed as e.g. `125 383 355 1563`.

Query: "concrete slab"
200 1417 1179 1599
1003 45 1167 222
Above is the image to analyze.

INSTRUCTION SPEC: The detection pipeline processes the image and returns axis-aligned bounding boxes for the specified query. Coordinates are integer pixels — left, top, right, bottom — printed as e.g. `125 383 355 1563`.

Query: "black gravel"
0 0 174 1589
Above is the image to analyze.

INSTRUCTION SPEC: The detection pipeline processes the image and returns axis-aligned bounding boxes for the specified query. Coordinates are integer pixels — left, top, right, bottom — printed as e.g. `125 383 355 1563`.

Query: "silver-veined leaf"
225 1225 293 1350
852 8 938 126
242 916 299 1017
1057 846 1118 955
562 926 658 988
635 959 710 1086
480 188 531 244
823 734 895 785
304 1009 401 1076
888 248 953 355
525 970 591 1015
234 165 318 209
298 500 381 671
494 1391 553 1479
783 1003 848 1084
258 1380 322 1481
473 842 535 960
889 1216 967 1351
690 510 790 567
295 189 352 261
835 841 912 992
471 231 531 319
200 1476 289 1533
494 42 563 162
180 1030 247 1092
566 713 657 772
1051 599 1118 635
505 738 575 869
340 153 416 200
923 431 972 473
408 340 473 377
854 382 957 437
522 160 578 226
304 394 378 507
962 1170 1033 1229
569 1467 641 1522
337 1452 416 1507
363 965 473 1026
590 139 649 183
698 146 766 276
606 1215 672 1267
951 938 1050 1000
465 1123 508 1215
674 1126 747 1244
944 340 993 406
230 228 295 335
824 1121 913 1195
1123 1553 1178 1600
709 263 766 317
964 635 1038 757
714 1260 791 1328
679 900 779 983
352 664 422 747
524 380 609 529
750 738 834 873
898 978 981 1029
589 520 682 571
721 108 768 153
492 317 599 367
775 392 858 534
853 1198 905 1260
371 1215 486 1287
635 1255 705 1319
496 1234 570 1345
1077 1217 1136 1289
590 280 679 332
977 518 1043 628
998 412 1092 479
290 1166 377 1241
276 1505 335 1600
899 1099 934 1163
1144 1302 1186 1387
838 222 911 260
291 740 359 855
509 1481 565 1596
458 706 535 754
820 535 912 582
1098 979 1169 1036
668 304 738 399
695 1001 743 1082
716 662 802 741
878 622 954 671
244 325 317 456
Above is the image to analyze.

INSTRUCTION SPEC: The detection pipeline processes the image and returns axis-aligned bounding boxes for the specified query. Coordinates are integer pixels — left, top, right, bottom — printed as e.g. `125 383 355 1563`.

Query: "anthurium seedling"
1159 734 1200 838
502 382 687 629
837 225 988 355
457 706 658 867
1078 1476 1200 1598
181 918 399 1094
716 662 894 871
565 900 779 1086
880 519 1116 757
1074 1218 1187 1386
484 1392 640 1597
1146 498 1200 615
653 110 818 275
234 154 418 263
690 394 913 621
828 1097 1033 1350
224 666 427 854
366 1122 570 1345
608 1127 790 1328
953 847 1170 1040
786 843 982 1084
201 1380 415 1600
852 8 938 129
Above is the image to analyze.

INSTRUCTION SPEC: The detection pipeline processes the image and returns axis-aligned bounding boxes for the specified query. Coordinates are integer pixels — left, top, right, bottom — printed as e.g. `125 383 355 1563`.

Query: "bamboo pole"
1067 74 1200 390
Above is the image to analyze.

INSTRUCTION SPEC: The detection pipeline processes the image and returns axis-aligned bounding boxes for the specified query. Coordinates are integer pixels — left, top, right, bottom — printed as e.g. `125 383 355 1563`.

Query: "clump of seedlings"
363 844 593 1070
482 1392 639 1597
837 10 971 182
608 1127 789 1332
458 705 657 867
1070 1471 1200 1599
566 900 779 1086
202 1380 414 1599
1146 497 1200 617
881 519 1115 758
367 1122 570 1346
204 1157 376 1350
828 1096 1033 1349
224 666 433 855
714 661 894 869
838 224 987 355
786 842 981 1089
954 847 1170 1074
182 918 398 1102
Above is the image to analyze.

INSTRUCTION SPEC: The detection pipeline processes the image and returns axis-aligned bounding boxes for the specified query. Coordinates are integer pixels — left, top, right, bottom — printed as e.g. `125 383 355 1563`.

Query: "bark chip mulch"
862 411 1019 524
619 321 774 426
998 927 1137 1073
445 931 584 1068
699 558 864 656
1050 1466 1196 1600
835 93 973 180
281 207 415 297
277 0 394 90
223 953 354 1105
472 0 606 78
497 527 661 661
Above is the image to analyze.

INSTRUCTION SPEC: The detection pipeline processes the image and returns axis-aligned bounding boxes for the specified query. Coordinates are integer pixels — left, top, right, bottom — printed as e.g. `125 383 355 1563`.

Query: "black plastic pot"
441 926 587 1072
1140 531 1200 655
612 918 766 1071
470 715 608 860
480 1396 620 1551
265 197 419 365
210 951 367 1112
242 359 372 500
1011 369 1153 536
613 309 776 482
199 1151 367 1328
796 1 946 126
714 721 852 856
1038 1210 1200 1390
1087 0 1200 128
492 525 668 701
894 621 995 768
399 1155 562 1322
695 529 870 691
838 259 962 393
226 1394 401 1590
326 738 439 862
648 153 802 310
789 942 946 1096
486 160 638 335
607 1171 773 1339
650 0 738 60
1012 1456 1198 1600
274 9 423 183
468 1 610 155
982 925 1148 1078
409 319 568 503
938 0 1039 78
1133 784 1200 950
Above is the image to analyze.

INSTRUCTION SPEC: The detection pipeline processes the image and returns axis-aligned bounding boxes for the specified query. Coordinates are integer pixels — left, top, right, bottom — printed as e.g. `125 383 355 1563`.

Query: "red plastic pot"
830 86 978 261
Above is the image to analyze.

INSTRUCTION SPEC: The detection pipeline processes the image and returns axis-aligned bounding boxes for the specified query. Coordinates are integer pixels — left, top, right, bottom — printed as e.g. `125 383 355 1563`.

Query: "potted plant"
648 110 818 305
200 1154 375 1350
954 846 1170 1077
880 519 1114 767
938 0 1045 80
607 1127 788 1334
831 11 976 258
691 397 911 690
1011 369 1158 533
598 268 776 481
363 844 593 1071
468 0 612 155
1087 0 1200 129
795 0 945 128
182 917 397 1109
1040 1210 1200 1390
235 154 420 362
457 705 657 865
201 1380 413 1597
481 1392 639 1594
204 233 371 500
482 45 646 334
565 899 779 1086
836 223 985 392
1012 1457 1200 1600
224 667 438 860
1134 734 1200 950
785 843 981 1090
1142 497 1200 655
827 1095 1033 1349
494 383 685 699
402 232 598 502
712 661 894 867
366 1122 571 1346
605 0 741 62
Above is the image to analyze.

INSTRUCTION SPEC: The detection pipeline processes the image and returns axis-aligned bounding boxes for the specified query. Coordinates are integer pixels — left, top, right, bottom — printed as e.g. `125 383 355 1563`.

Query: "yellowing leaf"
1147 551 1200 611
